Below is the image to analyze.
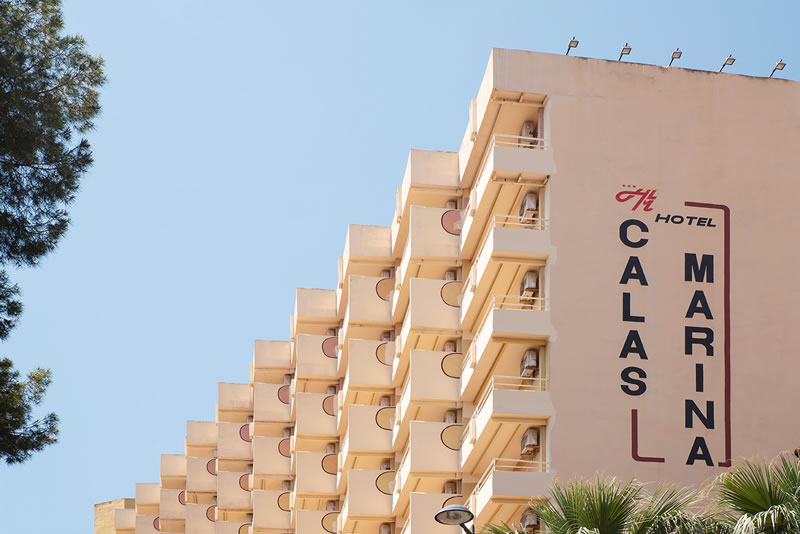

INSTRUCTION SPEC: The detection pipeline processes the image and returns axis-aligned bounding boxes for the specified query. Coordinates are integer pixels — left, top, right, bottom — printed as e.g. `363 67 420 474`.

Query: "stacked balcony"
110 68 558 534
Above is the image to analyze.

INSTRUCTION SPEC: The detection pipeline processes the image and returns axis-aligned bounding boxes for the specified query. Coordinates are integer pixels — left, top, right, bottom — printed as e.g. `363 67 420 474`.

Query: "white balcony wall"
252 491 291 530
185 503 216 534
217 422 252 460
115 508 136 531
294 451 337 495
407 279 462 331
253 383 291 422
252 436 290 476
407 206 461 260
294 392 337 437
217 471 251 509
253 340 291 369
346 275 393 324
135 515 160 534
160 488 186 520
295 334 338 379
186 456 217 492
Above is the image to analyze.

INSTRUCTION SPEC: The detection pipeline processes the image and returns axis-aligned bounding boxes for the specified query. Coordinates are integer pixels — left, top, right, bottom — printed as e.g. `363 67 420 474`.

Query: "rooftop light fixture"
719 55 735 72
566 36 579 55
618 43 632 61
669 48 682 67
770 59 786 78
435 505 475 534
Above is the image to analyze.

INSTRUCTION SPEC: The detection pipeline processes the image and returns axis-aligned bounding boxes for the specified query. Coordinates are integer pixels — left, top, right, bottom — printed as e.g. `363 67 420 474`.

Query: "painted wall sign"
616 185 731 468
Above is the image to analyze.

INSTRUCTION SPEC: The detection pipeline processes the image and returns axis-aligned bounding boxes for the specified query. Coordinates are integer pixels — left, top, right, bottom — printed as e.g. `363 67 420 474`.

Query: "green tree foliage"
484 455 800 534
0 358 57 463
0 0 104 463
715 455 800 534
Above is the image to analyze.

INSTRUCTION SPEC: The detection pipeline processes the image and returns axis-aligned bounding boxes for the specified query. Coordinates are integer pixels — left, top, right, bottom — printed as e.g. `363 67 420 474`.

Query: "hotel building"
99 49 800 534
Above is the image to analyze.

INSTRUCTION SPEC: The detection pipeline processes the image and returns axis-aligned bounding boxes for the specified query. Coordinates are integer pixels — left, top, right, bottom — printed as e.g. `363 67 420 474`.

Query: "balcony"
297 509 338 534
339 469 394 532
393 421 461 513
392 149 460 256
341 275 394 345
461 134 554 258
251 340 292 384
160 488 186 522
395 279 463 384
216 471 251 512
292 392 337 438
293 451 337 498
186 420 217 458
339 224 393 314
461 376 552 474
461 297 552 399
466 458 551 526
393 206 462 322
394 350 461 449
217 382 253 423
339 405 393 475
185 503 216 534
217 422 252 461
136 483 160 516
399 493 463 534
252 382 291 429
294 333 338 380
135 515 160 534
160 454 187 490
460 215 551 330
252 490 291 532
292 288 338 338
186 456 217 493
251 436 291 490
114 508 136 533
339 339 393 411
215 522 250 534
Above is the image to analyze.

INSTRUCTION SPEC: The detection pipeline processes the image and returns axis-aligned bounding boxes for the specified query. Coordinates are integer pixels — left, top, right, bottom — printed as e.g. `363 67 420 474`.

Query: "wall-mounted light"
668 48 682 67
618 43 632 62
566 36 579 55
719 55 735 72
770 59 786 78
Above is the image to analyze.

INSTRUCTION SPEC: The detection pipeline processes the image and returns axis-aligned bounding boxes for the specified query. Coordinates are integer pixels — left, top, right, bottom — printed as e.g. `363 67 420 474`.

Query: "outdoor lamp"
566 36 579 55
719 55 735 72
669 48 682 66
618 43 632 61
435 505 475 534
770 59 786 78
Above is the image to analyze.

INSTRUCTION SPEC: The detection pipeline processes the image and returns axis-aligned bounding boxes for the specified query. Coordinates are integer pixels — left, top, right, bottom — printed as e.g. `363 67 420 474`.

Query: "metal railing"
494 134 550 150
495 213 549 230
492 294 549 311
461 213 550 311
466 133 551 213
471 457 549 500
463 375 549 443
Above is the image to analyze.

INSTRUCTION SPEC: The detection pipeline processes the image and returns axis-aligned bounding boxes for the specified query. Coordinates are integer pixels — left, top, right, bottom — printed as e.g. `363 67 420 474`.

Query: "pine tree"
0 0 105 463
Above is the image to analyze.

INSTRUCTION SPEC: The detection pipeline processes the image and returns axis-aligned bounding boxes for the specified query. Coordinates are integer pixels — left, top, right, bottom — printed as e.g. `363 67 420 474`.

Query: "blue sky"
1 1 797 531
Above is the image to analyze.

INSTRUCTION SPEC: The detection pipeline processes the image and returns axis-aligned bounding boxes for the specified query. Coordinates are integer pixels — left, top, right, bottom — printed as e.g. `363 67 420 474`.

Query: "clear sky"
1 1 797 531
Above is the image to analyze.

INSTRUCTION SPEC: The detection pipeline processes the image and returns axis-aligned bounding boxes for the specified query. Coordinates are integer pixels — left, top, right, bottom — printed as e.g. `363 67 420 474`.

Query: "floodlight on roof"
618 43 632 61
566 36 579 55
668 48 682 67
719 55 735 72
770 59 786 78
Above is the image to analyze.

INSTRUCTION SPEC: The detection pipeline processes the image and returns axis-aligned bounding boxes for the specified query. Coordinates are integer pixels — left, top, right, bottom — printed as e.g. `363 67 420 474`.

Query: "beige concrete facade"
98 49 800 534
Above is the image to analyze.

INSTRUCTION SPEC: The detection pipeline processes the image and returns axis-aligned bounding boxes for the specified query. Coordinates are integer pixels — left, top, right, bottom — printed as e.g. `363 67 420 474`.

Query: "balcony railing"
467 457 551 524
472 134 549 203
463 375 549 444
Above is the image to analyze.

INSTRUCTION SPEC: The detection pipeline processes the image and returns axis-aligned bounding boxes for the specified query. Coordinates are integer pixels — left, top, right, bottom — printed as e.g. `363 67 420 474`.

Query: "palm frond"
716 458 789 516
731 504 800 534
